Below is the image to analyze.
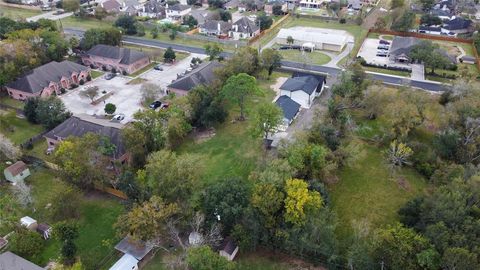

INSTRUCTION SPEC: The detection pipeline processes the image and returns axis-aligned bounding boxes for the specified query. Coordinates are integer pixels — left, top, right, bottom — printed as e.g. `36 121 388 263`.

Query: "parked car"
149 101 162 109
112 114 125 121
376 53 388 57
377 45 389 50
105 73 116 80
154 64 163 71
379 40 390 45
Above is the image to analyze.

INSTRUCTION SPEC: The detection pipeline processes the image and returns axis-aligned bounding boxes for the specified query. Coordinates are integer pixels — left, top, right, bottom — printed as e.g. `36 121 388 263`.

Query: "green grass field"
0 5 42 19
279 49 331 65
91 70 104 79
363 66 411 77
0 110 44 145
60 16 114 30
0 96 24 109
123 43 190 62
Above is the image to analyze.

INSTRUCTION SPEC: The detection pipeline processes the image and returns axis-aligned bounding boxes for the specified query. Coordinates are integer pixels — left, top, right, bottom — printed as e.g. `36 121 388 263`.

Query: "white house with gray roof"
279 73 326 108
229 17 260 40
199 20 232 36
275 95 301 131
165 3 191 21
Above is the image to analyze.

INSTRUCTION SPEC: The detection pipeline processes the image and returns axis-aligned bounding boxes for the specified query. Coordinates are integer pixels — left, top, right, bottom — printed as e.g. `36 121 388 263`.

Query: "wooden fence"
248 13 291 45
368 29 480 71
94 183 128 200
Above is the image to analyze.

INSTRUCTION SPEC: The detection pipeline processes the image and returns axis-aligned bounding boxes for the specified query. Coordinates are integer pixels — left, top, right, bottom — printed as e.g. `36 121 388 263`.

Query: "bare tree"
188 212 223 247
81 86 99 102
0 134 21 160
141 83 162 105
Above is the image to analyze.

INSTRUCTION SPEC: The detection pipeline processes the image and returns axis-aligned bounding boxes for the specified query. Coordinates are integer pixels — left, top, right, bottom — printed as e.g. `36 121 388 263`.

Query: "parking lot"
357 38 391 66
60 53 207 124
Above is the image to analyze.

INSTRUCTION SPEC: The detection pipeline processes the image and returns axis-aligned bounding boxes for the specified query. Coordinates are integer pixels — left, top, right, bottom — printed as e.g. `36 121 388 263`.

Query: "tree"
256 13 272 31
272 4 284 15
63 0 80 12
183 15 198 28
420 0 435 10
54 222 79 264
115 15 138 35
218 9 231 22
164 47 176 63
409 41 450 74
140 83 161 105
208 0 224 8
151 26 159 38
81 28 122 50
261 48 282 76
286 35 294 45
391 0 404 8
420 14 442 25
188 85 227 128
374 17 387 30
35 96 71 129
202 177 251 232
115 196 179 246
442 247 479 270
10 228 44 258
186 246 235 270
204 43 223 61
250 102 282 144
387 140 413 168
104 103 116 114
221 73 261 120
251 182 285 229
94 6 108 20
0 133 21 160
283 178 322 226
46 184 82 222
80 86 99 102
169 29 177 40
391 11 415 32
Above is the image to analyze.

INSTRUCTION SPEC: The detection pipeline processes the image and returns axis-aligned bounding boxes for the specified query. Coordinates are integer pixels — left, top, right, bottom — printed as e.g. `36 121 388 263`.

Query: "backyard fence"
20 130 49 149
248 13 291 45
94 183 128 200
177 32 248 47
368 29 480 72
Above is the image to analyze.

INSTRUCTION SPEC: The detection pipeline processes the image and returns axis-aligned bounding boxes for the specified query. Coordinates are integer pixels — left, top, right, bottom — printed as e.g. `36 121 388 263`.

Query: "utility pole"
380 260 385 270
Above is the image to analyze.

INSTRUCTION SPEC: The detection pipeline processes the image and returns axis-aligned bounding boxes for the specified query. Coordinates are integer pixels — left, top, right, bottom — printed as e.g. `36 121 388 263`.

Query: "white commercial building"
276 27 353 52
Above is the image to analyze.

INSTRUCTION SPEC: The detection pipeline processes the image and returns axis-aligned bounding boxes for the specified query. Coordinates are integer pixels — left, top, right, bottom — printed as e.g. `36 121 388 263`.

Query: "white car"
112 114 125 121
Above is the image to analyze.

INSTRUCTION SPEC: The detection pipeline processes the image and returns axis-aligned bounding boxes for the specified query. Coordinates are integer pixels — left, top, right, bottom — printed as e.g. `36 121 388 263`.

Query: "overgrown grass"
122 43 190 62
279 49 331 65
0 110 44 145
128 62 157 77
60 16 114 30
0 96 24 109
0 5 42 19
363 66 411 77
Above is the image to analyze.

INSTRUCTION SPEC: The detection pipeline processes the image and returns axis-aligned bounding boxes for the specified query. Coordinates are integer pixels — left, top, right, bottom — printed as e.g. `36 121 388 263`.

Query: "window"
19 94 23 97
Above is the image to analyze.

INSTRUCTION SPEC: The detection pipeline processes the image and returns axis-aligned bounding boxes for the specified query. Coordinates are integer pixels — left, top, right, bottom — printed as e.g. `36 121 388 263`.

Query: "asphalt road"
65 28 448 92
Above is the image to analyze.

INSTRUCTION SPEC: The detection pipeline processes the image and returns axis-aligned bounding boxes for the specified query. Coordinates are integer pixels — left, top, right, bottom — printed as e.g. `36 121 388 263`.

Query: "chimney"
217 22 221 33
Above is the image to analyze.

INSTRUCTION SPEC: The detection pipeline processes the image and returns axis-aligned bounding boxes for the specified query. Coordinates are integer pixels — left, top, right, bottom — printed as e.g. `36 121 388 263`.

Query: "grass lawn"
363 66 411 77
0 96 25 109
143 31 236 52
91 70 104 79
129 62 157 77
60 16 114 30
123 43 190 62
0 5 42 19
330 142 428 243
177 72 280 183
279 49 331 65
0 110 44 145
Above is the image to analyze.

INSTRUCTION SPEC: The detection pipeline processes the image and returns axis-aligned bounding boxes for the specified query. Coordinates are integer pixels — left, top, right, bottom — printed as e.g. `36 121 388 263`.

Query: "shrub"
122 70 127 75
90 64 95 68
79 79 85 85
111 68 117 74
86 74 92 81
102 90 107 94
10 228 44 258
60 88 66 94
104 103 116 114
339 18 346 24
102 66 107 71
70 84 78 89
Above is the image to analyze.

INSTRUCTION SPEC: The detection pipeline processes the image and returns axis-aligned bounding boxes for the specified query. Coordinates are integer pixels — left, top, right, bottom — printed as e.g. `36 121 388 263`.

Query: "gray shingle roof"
280 75 320 95
6 61 89 94
86 44 148 65
275 95 300 121
220 237 238 255
0 252 44 270
168 61 222 92
200 20 232 33
44 116 126 158
115 236 154 260
442 17 472 30
143 0 164 13
102 0 121 12
232 17 259 34
390 36 420 57
168 3 190 11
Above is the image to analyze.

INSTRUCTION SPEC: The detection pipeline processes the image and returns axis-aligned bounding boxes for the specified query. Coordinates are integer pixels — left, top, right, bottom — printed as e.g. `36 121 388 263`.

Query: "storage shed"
4 161 30 184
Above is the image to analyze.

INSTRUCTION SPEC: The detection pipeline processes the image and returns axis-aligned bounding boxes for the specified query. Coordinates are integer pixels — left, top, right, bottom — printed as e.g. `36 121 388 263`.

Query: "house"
442 17 473 34
190 9 215 25
225 0 240 9
279 73 326 108
20 216 38 231
119 0 143 15
20 0 37 4
36 223 52 240
82 44 150 74
43 115 128 162
418 25 442 35
299 0 326 9
229 17 260 40
165 3 191 21
430 8 454 21
6 61 90 101
109 254 139 270
276 27 351 52
389 36 420 63
167 61 222 96
138 0 165 18
219 238 239 261
0 252 44 270
4 161 30 184
265 0 288 15
199 20 232 36
348 0 362 11
275 95 301 131
101 0 122 13
238 0 265 11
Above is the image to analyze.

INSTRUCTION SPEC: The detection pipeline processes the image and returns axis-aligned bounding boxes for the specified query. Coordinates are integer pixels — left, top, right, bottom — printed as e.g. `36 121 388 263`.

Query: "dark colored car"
376 54 388 57
105 73 116 80
377 45 389 50
379 40 390 45
149 101 162 109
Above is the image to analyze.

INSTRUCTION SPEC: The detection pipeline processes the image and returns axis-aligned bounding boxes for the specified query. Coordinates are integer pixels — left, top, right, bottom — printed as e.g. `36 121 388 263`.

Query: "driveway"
27 11 73 22
60 76 142 124
410 64 425 81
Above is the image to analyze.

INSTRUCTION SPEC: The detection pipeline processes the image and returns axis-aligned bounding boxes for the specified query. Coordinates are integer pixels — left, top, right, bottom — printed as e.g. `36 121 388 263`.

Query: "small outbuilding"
109 253 139 270
20 216 38 231
275 95 301 131
4 161 30 184
461 55 476 64
219 238 239 261
36 223 52 240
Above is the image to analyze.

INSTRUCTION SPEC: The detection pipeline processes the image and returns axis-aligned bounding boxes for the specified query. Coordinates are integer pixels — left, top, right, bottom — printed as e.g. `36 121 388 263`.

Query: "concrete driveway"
60 76 142 124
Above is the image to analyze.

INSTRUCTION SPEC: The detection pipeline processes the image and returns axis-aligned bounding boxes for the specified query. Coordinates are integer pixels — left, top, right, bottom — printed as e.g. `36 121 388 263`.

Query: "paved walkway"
410 64 425 81
324 42 354 68
27 11 73 22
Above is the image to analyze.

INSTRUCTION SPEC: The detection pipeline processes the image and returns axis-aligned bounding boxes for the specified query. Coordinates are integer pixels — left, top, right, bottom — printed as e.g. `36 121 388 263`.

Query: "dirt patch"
397 177 411 191
193 128 216 143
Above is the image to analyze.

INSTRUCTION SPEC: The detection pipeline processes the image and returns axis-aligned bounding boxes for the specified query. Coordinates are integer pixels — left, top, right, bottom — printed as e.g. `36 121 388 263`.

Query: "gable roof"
419 26 441 32
389 36 421 57
168 61 222 92
86 44 148 65
143 0 164 13
115 236 154 260
168 3 190 11
280 75 321 95
102 0 121 12
275 95 301 121
5 161 28 177
200 20 232 33
443 17 472 30
232 17 259 33
190 9 214 24
6 61 88 94
0 252 44 270
225 0 241 8
44 116 126 158
220 238 238 255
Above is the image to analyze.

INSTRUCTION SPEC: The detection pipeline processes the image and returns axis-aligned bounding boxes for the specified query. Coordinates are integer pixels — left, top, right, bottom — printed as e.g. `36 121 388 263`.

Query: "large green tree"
261 48 282 76
221 73 261 120
35 96 71 129
409 41 450 74
186 246 235 270
81 28 122 50
250 102 283 144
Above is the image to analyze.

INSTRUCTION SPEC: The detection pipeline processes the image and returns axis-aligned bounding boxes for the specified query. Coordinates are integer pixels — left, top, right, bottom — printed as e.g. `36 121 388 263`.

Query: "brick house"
81 44 150 75
5 61 90 101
